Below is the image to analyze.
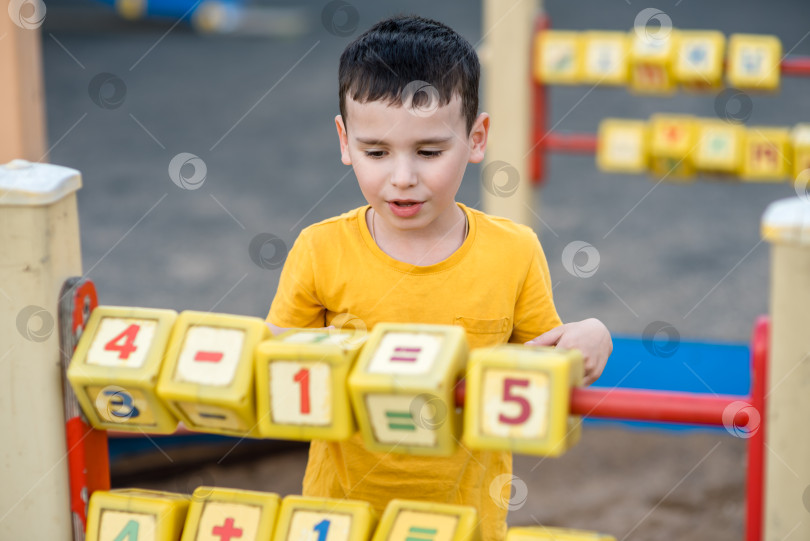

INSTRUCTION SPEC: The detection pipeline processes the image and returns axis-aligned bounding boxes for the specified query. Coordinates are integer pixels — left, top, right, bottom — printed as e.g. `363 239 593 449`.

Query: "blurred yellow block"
255 328 367 441
463 345 583 457
157 311 269 437
596 119 648 173
674 30 725 90
181 486 281 541
507 526 617 540
791 123 810 181
86 489 189 541
741 127 792 182
581 31 629 85
67 306 179 433
628 29 677 94
348 323 467 456
371 499 480 541
535 31 582 84
693 120 745 175
727 34 782 91
272 495 376 541
649 114 698 180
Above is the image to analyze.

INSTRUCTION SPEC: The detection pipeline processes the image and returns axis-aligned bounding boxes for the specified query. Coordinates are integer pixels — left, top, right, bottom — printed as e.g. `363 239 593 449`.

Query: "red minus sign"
391 356 417 362
194 351 223 363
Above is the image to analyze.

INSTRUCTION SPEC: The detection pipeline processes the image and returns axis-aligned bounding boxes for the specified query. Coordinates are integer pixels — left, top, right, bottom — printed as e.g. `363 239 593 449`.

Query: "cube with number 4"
463 344 583 457
272 495 376 541
157 311 269 437
67 306 179 433
86 489 189 541
255 328 367 441
371 499 480 541
348 323 468 456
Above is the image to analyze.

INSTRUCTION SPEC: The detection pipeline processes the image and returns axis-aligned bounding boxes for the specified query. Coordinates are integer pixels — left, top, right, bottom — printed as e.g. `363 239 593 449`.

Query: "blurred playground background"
17 0 810 539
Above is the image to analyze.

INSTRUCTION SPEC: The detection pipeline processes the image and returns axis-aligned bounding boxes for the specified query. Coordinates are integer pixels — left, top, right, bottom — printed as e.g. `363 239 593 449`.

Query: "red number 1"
293 368 310 414
103 324 140 360
498 378 531 425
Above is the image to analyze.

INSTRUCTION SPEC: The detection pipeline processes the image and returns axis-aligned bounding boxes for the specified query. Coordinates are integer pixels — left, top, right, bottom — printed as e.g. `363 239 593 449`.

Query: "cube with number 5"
67 306 179 433
463 345 583 457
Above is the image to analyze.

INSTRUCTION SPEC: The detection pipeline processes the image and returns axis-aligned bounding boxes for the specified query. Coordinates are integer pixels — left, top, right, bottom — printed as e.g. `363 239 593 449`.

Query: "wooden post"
481 0 540 227
0 9 48 162
0 160 82 538
761 197 810 540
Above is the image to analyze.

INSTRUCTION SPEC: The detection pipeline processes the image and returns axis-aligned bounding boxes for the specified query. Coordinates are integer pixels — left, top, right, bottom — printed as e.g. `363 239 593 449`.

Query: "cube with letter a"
791 123 810 181
156 311 269 437
371 499 480 541
86 489 189 541
596 119 648 174
674 30 725 90
463 344 583 457
272 495 376 541
741 127 792 182
534 31 582 84
727 34 782 92
649 114 698 180
628 29 677 94
255 328 367 441
67 306 179 433
693 120 745 176
507 526 616 541
581 31 629 86
348 323 468 456
181 486 281 541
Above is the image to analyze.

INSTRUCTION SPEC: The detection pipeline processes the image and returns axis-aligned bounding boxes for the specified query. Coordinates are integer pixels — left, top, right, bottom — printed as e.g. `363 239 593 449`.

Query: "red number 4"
498 378 531 425
103 324 140 360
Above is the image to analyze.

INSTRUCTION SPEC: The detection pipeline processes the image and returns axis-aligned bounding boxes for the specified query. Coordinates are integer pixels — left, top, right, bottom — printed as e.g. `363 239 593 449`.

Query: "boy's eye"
419 150 443 158
364 150 386 159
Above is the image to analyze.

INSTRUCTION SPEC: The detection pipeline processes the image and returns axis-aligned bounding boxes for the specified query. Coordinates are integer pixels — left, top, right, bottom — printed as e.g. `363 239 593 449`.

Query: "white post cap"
0 160 82 206
762 197 810 245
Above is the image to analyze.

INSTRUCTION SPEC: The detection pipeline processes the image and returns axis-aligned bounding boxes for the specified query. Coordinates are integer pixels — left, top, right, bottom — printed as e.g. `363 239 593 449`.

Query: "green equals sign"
386 410 416 431
406 526 438 541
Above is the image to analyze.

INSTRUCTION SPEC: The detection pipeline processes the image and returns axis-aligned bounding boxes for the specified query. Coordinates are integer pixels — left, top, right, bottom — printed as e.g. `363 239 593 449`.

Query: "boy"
267 15 612 541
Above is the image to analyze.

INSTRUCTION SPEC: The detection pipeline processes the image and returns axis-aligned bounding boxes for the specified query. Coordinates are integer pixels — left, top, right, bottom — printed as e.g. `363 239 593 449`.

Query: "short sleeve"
267 229 326 328
509 234 563 344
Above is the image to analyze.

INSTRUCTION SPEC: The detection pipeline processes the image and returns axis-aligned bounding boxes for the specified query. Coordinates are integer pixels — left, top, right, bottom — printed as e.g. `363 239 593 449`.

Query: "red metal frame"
745 316 769 541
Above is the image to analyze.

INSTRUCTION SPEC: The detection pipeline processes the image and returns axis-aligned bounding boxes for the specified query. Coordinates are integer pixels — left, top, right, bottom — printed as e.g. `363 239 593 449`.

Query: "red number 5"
498 378 531 425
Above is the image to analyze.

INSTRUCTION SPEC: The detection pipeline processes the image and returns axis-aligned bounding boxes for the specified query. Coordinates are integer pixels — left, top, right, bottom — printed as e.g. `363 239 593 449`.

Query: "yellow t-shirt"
268 203 562 541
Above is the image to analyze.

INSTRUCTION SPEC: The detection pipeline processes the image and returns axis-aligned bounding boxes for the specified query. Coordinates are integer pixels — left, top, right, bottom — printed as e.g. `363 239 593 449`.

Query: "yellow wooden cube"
596 119 648 174
649 114 698 180
272 495 376 541
693 120 745 175
741 127 792 182
181 486 281 541
66 306 179 433
348 323 468 456
674 30 725 90
463 345 583 457
371 499 480 541
628 29 677 94
534 31 582 84
791 123 810 181
156 311 269 437
86 489 190 541
255 328 367 441
581 31 629 85
727 34 782 92
507 526 616 541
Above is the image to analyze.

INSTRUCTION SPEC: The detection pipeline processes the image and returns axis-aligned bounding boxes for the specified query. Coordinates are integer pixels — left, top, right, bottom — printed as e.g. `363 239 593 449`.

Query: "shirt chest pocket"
453 316 512 349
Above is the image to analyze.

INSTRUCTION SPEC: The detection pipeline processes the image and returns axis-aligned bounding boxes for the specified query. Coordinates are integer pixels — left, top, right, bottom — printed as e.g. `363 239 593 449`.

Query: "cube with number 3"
67 306 179 433
255 328 367 441
463 344 583 457
157 311 269 437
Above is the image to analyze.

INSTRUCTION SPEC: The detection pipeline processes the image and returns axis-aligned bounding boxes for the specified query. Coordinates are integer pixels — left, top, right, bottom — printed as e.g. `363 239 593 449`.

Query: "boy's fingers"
525 325 565 346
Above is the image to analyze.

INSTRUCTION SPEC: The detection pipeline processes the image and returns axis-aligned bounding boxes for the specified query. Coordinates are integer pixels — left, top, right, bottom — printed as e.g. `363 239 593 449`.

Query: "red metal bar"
745 315 769 541
544 132 598 154
530 14 549 185
781 57 810 76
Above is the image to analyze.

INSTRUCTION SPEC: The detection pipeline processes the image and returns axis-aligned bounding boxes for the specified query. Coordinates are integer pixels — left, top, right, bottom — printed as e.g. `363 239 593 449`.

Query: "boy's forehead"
344 94 466 137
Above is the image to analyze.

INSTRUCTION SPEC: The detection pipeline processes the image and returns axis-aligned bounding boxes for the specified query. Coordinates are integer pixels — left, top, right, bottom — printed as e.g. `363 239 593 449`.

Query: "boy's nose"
390 158 417 188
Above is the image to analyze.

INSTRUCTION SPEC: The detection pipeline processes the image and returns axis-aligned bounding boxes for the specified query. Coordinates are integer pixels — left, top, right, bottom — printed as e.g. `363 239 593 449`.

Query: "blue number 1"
313 519 331 541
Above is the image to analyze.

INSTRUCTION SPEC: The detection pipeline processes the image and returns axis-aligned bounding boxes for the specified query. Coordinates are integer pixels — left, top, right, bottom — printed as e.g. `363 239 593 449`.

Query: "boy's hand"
525 318 612 386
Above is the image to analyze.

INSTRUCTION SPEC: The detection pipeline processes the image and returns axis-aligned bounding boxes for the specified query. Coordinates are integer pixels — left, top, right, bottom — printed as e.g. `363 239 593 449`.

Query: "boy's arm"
525 318 612 386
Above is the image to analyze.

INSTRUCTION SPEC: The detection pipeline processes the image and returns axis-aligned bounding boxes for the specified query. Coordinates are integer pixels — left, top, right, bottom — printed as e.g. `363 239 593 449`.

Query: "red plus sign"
212 517 243 541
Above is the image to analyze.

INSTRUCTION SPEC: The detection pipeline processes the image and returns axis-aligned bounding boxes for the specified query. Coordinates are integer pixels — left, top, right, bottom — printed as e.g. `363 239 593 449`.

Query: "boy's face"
336 93 489 236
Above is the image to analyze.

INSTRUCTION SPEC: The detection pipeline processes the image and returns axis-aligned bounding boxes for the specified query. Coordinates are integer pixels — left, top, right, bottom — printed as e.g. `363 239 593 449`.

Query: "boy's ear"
335 115 352 165
468 112 490 164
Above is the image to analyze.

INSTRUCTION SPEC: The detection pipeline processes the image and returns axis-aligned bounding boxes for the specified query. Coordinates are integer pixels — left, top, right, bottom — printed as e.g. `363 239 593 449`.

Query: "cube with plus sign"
348 323 468 456
596 119 648 174
156 311 269 437
741 127 791 182
463 344 583 457
507 526 616 541
628 29 678 94
693 120 745 175
791 124 810 182
649 114 698 180
674 30 725 91
67 306 179 433
180 486 281 541
255 328 367 441
727 34 782 92
534 31 582 84
272 496 376 541
371 499 480 541
581 31 629 86
85 489 189 541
